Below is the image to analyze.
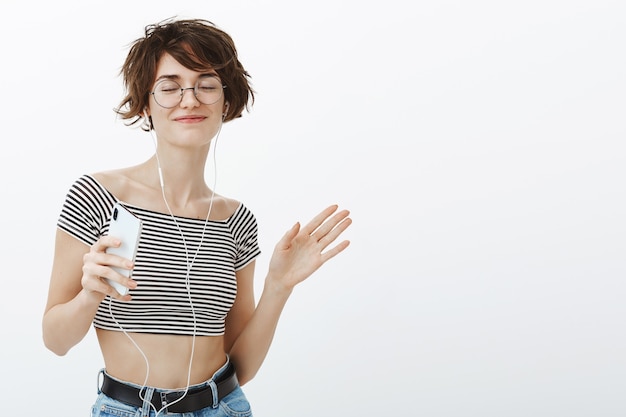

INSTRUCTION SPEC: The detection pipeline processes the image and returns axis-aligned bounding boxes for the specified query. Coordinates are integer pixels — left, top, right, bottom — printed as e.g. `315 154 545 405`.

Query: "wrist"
79 287 106 307
263 274 294 299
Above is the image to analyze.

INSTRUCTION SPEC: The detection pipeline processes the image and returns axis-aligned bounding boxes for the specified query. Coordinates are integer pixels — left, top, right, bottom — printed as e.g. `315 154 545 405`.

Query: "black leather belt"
100 362 238 413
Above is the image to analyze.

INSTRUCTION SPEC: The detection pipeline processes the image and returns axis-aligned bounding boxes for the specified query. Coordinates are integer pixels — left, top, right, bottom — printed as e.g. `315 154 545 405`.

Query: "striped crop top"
57 175 261 336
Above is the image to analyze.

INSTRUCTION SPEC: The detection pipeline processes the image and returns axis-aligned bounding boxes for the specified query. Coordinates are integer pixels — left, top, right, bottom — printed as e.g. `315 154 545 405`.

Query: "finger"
321 239 351 263
81 273 117 297
104 274 135 299
85 250 135 273
300 205 339 236
83 253 136 295
311 209 350 242
98 278 133 300
317 216 352 249
83 267 136 299
275 222 300 250
92 235 122 253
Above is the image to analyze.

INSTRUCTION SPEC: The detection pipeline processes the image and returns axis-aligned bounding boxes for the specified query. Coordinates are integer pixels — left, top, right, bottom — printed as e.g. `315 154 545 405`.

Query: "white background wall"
1 1 624 416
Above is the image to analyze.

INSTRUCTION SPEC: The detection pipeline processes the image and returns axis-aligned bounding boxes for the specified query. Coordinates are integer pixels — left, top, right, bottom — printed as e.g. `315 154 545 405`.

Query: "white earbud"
143 110 152 130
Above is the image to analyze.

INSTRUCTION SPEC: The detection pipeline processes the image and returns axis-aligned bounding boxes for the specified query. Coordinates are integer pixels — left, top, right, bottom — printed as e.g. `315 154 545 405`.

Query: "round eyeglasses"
150 78 226 108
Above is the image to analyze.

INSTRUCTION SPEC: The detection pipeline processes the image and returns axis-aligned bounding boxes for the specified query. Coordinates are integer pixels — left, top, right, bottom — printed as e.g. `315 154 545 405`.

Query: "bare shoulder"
90 169 130 192
90 166 156 205
89 166 243 220
212 195 242 221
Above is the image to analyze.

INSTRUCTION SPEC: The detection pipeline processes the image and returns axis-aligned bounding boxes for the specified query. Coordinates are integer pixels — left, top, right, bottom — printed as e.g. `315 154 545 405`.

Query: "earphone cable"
108 115 222 417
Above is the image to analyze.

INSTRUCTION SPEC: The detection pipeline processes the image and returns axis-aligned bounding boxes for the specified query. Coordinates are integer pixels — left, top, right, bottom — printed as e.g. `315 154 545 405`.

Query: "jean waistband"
99 361 238 413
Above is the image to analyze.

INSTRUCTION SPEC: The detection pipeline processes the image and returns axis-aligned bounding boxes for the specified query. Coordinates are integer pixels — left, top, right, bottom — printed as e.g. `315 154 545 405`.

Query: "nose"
179 87 200 107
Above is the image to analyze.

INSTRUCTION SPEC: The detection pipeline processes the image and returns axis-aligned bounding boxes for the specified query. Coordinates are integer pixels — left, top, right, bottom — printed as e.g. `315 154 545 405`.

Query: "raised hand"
267 205 352 292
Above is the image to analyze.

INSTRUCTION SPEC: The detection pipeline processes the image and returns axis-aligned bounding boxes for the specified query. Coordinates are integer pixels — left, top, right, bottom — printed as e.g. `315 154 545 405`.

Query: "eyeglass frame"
149 78 227 108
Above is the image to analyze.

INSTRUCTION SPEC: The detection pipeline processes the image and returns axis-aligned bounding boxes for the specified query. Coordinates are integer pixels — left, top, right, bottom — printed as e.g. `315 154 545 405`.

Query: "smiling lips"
174 115 207 123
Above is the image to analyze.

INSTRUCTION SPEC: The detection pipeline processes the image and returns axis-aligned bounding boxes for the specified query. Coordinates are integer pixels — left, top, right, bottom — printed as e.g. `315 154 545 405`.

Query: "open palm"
267 205 352 290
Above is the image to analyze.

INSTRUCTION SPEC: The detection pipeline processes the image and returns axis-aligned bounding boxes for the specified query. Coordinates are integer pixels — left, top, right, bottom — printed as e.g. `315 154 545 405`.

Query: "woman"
42 18 351 417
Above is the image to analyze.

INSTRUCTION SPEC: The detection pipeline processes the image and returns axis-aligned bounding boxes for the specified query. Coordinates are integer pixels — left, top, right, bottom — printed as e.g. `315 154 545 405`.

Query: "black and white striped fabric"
57 175 261 336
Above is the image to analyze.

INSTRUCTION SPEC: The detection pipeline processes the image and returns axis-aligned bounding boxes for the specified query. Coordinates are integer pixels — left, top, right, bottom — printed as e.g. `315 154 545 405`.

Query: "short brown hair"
115 18 254 129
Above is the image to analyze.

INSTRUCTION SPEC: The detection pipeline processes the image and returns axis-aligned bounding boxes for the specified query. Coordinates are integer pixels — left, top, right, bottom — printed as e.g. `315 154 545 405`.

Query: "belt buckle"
159 391 170 414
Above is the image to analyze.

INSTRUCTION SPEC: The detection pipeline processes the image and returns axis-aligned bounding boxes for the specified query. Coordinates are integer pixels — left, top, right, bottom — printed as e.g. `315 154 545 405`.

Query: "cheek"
149 108 170 124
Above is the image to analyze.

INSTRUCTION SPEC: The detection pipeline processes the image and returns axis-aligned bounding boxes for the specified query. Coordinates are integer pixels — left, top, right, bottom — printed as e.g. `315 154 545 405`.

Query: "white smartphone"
105 202 142 295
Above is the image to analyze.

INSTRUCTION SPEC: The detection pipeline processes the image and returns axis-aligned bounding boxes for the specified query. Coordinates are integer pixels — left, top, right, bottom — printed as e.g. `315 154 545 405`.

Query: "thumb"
276 222 300 250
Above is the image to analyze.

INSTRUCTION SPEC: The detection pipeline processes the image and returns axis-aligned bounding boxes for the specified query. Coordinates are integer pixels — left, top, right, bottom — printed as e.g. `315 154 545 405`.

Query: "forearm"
228 205 351 383
229 276 292 385
42 289 104 356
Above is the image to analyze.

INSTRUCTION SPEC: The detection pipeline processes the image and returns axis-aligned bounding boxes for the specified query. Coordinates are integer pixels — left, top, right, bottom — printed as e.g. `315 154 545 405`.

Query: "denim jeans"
90 360 252 417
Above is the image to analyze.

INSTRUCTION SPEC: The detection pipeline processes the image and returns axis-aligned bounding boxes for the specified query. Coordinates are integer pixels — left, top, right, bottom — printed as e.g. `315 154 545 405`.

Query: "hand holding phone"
105 203 142 296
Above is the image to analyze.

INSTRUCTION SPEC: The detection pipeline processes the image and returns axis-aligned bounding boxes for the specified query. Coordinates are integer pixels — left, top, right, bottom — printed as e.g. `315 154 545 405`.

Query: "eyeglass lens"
152 78 224 108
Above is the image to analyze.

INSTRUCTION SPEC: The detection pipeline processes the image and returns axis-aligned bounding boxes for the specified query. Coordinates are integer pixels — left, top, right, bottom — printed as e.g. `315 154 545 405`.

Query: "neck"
149 150 212 209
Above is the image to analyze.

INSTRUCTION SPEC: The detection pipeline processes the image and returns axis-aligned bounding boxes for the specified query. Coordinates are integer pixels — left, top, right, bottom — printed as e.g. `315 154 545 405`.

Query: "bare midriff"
96 328 227 389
